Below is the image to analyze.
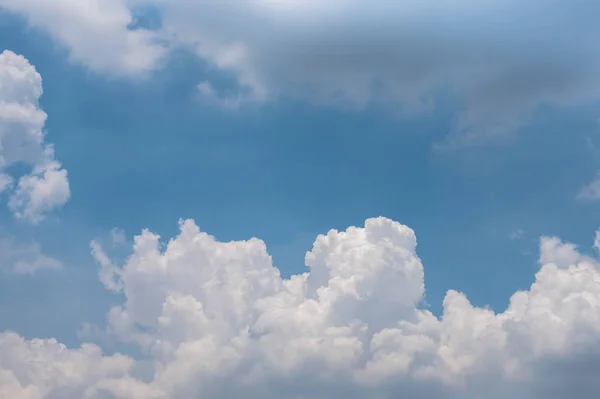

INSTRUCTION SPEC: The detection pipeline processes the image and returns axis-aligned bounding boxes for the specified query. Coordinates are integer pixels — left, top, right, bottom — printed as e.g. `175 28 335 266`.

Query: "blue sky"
2 2 600 398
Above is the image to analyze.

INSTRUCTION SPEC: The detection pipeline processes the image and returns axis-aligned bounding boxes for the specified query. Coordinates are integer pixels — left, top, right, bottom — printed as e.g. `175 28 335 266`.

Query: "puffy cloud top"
0 50 70 222
3 217 600 398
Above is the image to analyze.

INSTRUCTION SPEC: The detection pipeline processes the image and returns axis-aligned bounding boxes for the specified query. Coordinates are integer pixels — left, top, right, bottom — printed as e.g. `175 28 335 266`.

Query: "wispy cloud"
0 237 63 275
578 173 600 201
510 229 525 240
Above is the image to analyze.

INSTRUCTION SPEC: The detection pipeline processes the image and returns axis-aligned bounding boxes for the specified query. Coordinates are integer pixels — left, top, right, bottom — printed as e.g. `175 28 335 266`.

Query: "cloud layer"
3 0 600 144
0 50 70 222
2 217 600 398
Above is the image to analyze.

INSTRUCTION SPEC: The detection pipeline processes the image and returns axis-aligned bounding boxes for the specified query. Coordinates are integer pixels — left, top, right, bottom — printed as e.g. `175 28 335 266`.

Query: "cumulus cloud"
0 50 70 222
4 0 600 144
0 236 62 275
2 217 600 398
0 333 141 399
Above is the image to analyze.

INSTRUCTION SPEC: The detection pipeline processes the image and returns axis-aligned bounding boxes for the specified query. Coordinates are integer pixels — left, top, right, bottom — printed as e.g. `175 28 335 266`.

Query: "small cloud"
510 229 525 240
0 237 63 275
577 173 600 201
8 156 71 224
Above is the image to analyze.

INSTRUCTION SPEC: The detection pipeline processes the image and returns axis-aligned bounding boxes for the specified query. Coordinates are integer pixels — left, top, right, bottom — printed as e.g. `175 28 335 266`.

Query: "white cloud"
4 1 600 144
0 50 70 222
8 153 71 223
0 236 63 275
2 217 600 398
0 0 166 77
0 332 141 399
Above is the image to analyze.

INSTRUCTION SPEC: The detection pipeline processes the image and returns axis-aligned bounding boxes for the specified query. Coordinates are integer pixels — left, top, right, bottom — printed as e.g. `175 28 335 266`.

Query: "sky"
1 1 600 398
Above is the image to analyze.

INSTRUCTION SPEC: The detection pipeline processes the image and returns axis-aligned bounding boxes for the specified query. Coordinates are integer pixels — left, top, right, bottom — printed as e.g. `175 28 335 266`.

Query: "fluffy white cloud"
4 0 600 144
8 153 71 223
2 217 600 398
0 50 70 222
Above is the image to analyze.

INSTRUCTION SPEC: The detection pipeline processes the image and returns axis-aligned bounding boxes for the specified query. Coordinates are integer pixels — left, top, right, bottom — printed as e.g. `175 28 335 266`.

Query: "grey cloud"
149 0 600 146
5 0 600 145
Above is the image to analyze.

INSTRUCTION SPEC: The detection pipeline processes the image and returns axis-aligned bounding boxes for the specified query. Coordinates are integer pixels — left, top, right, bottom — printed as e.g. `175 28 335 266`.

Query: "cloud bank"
2 217 600 398
3 0 600 145
0 50 70 222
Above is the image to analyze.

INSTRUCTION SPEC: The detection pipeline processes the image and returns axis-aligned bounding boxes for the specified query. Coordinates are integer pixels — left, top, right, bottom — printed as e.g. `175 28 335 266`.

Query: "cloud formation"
3 0 600 145
2 217 600 398
0 50 70 222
